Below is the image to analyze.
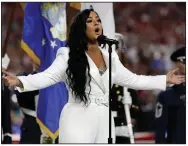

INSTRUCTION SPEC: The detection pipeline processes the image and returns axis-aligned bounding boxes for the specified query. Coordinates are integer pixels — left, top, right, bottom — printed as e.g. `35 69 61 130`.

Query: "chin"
95 34 101 39
93 36 98 40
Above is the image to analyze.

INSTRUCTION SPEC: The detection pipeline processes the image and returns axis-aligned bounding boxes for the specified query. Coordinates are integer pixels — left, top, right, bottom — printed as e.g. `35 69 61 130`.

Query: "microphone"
97 35 119 45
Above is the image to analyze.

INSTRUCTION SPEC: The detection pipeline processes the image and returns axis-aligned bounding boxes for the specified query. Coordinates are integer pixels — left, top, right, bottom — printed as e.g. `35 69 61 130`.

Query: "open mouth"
95 28 100 34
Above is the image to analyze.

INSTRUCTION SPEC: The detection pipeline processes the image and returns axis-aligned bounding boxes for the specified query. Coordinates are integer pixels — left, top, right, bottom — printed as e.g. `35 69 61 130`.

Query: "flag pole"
2 3 15 57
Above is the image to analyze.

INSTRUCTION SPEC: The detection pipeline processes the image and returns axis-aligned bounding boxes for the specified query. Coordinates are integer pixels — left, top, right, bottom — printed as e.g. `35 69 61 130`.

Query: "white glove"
2 54 10 70
115 126 130 137
122 88 132 106
40 128 53 144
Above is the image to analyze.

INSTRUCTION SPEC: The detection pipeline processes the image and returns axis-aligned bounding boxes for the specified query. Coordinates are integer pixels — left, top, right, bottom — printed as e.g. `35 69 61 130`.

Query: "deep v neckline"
85 50 107 76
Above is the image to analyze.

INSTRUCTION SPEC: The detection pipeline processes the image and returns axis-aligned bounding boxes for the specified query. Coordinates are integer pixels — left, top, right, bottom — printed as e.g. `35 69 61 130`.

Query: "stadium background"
1 2 185 143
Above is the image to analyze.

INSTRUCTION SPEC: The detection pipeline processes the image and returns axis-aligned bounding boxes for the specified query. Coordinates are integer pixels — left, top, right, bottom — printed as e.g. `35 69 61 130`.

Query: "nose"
94 19 99 26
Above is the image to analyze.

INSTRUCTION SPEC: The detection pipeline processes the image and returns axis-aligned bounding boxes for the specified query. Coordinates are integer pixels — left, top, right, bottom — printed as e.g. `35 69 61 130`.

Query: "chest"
87 52 106 69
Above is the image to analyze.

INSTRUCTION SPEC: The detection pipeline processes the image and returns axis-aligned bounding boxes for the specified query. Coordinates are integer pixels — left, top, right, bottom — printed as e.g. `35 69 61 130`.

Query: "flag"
21 2 68 140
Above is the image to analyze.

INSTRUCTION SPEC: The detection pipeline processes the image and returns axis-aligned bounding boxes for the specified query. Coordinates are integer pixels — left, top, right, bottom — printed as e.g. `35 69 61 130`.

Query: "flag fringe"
21 40 40 65
36 118 59 140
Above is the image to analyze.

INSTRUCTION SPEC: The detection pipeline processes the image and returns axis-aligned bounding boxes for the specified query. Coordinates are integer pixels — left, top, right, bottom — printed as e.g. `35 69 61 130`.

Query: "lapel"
85 52 106 93
100 47 117 90
85 47 117 93
99 47 117 73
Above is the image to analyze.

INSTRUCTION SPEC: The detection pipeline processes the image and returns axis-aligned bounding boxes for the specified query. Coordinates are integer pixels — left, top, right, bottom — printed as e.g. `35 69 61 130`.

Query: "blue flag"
21 2 68 139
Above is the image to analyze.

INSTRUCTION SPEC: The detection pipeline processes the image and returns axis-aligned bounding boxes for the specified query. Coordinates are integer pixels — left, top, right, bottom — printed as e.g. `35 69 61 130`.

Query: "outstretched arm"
2 48 68 92
113 53 185 90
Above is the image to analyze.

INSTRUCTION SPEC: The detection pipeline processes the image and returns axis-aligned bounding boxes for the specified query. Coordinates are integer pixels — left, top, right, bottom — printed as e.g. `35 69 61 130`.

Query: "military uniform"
155 83 186 143
1 84 12 144
14 72 41 144
111 84 139 144
155 46 186 144
15 72 59 144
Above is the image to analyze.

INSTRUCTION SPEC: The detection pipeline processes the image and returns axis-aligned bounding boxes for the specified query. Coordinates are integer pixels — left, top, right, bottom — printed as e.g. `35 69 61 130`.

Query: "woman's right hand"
2 69 22 87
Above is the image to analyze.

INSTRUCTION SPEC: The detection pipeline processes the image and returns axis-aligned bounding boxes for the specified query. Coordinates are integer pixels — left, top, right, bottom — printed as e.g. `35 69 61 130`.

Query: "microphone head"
97 35 106 43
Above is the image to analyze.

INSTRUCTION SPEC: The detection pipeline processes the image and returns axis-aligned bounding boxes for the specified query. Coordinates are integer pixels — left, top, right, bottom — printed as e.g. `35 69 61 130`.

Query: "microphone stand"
108 42 113 144
108 42 118 144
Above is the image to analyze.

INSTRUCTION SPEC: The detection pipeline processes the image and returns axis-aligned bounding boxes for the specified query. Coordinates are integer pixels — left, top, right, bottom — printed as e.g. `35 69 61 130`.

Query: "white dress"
16 47 166 143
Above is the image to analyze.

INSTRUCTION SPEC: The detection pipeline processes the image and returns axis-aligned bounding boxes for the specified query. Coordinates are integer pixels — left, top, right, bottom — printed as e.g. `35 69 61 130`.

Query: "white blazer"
16 46 166 143
17 46 166 98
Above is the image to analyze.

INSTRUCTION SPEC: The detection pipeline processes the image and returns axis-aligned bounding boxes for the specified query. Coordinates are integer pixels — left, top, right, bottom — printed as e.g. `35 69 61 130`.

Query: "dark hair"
66 9 99 105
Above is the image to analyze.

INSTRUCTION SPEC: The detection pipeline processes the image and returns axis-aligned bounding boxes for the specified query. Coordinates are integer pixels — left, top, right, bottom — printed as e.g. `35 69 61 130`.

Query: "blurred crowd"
114 2 185 132
2 2 185 135
2 3 24 136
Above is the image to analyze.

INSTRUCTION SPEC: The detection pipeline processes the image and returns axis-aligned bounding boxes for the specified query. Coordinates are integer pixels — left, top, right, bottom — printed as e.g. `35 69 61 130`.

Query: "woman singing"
2 9 185 143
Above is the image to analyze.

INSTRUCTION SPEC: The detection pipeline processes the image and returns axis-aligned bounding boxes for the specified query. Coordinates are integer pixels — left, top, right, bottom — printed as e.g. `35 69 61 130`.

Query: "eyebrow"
88 16 99 19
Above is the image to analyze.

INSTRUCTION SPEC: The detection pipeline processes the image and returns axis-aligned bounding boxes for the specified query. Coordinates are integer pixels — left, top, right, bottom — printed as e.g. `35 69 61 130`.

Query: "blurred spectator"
114 2 185 132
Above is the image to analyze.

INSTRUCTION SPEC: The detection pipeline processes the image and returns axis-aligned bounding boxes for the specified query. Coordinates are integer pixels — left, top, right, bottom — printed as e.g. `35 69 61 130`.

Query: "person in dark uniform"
1 54 12 144
111 33 140 144
14 71 42 144
2 83 12 144
154 46 186 144
111 84 140 144
16 79 58 144
15 51 59 144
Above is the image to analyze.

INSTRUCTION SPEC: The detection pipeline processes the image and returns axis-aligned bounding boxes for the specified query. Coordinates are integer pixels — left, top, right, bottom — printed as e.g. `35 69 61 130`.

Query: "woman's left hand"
167 68 185 84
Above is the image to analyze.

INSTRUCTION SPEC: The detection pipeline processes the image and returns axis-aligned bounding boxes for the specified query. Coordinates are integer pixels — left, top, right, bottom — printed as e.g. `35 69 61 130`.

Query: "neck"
87 43 100 53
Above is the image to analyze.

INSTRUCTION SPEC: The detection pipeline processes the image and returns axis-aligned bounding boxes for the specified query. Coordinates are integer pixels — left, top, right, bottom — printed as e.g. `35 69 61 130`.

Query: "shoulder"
157 91 166 103
157 87 174 103
56 47 70 61
112 50 119 59
56 47 70 56
159 86 173 96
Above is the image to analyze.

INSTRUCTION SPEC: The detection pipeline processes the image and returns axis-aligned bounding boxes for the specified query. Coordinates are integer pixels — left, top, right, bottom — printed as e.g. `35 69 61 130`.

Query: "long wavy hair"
66 9 102 105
